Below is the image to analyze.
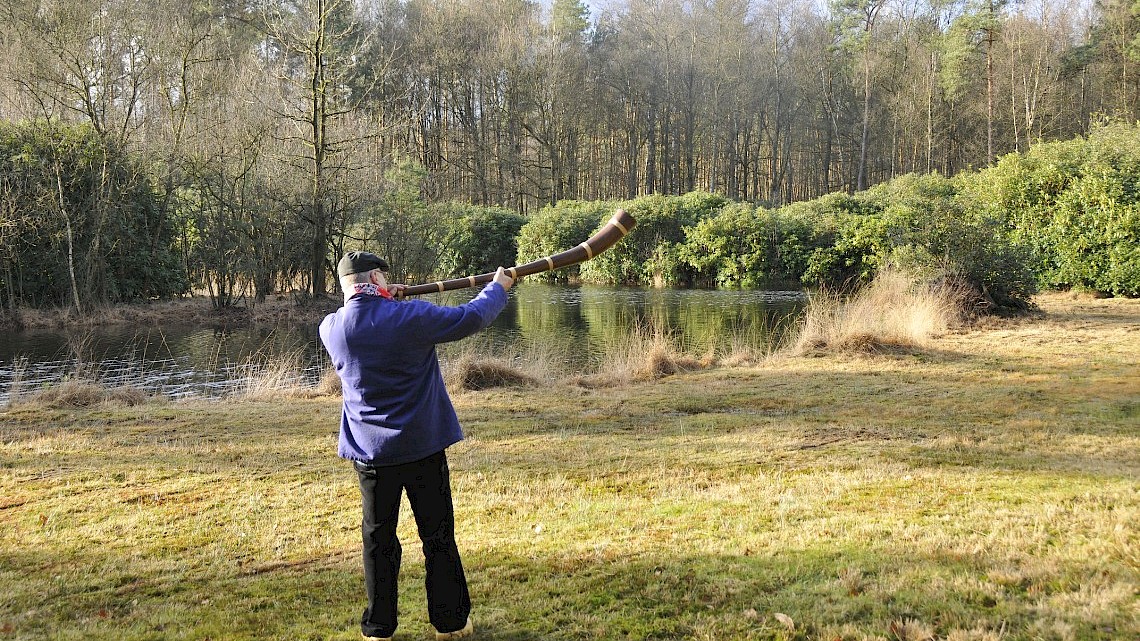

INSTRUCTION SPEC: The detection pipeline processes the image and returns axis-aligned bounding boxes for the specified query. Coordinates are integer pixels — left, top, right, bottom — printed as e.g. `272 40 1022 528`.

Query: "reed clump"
787 268 965 355
576 325 706 387
453 359 539 391
232 353 319 400
715 324 784 368
315 368 342 397
440 338 561 391
14 380 153 408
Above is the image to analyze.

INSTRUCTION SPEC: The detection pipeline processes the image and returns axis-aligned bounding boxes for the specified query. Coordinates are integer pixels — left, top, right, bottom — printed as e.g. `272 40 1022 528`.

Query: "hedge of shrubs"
963 122 1140 298
510 123 1140 307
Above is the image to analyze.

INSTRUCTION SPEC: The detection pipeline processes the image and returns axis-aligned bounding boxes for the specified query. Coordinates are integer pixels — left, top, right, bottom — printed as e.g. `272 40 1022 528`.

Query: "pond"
0 284 805 402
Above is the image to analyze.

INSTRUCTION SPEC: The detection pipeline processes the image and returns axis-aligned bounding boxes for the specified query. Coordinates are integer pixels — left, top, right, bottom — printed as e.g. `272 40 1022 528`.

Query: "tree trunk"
857 52 871 192
54 167 82 315
309 0 329 298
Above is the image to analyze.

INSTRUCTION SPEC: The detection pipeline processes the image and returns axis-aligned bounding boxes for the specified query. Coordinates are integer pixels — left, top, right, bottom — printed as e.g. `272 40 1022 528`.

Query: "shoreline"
0 294 342 331
0 285 1075 332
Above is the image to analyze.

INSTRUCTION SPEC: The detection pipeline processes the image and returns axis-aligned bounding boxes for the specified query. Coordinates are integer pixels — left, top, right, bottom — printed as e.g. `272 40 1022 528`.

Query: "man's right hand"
493 266 514 291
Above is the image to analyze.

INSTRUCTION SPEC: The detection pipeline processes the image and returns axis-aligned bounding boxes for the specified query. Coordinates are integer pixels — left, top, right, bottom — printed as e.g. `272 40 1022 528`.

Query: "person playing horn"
319 251 514 641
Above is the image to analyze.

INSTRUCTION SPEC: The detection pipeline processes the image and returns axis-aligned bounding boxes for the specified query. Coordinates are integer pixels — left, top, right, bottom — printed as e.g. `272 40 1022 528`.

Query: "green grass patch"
1 294 1137 640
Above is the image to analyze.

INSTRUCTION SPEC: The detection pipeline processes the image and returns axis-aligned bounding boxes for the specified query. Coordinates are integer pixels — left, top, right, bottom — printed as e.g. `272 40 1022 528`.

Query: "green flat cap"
337 251 390 277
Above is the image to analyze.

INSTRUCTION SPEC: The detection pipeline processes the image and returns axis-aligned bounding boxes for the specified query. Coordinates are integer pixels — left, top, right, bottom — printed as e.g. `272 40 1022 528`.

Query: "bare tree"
261 0 384 297
832 0 888 191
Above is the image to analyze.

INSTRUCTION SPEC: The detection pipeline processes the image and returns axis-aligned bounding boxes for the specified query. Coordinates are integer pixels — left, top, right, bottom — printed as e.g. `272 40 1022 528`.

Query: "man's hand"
493 266 514 291
386 283 407 299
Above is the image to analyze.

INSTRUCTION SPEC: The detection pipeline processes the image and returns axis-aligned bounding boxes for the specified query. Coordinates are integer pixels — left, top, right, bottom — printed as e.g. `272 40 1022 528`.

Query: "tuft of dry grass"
105 386 151 406
579 324 707 387
3 356 29 407
31 380 107 407
452 359 539 391
891 618 937 641
13 379 153 409
945 627 1007 641
232 353 314 400
838 566 867 596
788 268 962 354
316 368 342 397
717 336 769 368
441 337 568 391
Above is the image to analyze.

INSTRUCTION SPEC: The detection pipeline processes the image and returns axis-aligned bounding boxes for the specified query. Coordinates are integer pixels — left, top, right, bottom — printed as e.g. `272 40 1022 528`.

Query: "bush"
581 191 728 285
782 196 870 288
871 173 1037 308
515 200 609 283
512 124 1140 301
965 122 1140 297
1050 172 1140 296
436 203 527 277
788 174 1037 308
678 203 810 288
0 120 186 309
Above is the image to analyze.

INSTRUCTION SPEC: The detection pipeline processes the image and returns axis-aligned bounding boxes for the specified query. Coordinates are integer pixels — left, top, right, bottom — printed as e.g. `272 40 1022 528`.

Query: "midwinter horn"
401 209 637 297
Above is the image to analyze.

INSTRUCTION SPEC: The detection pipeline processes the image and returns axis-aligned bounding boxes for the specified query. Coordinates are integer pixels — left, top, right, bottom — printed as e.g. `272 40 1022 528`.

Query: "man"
319 251 513 641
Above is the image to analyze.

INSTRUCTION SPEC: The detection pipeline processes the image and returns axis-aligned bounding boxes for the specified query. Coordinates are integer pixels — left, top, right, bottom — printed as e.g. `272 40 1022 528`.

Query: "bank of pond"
0 285 805 403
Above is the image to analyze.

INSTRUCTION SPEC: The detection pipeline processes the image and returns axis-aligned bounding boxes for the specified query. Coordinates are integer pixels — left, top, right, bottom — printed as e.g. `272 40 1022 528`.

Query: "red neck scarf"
348 283 394 301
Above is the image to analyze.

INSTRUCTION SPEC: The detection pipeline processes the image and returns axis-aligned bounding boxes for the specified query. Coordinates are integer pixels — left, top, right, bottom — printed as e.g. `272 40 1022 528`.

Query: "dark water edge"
0 284 806 403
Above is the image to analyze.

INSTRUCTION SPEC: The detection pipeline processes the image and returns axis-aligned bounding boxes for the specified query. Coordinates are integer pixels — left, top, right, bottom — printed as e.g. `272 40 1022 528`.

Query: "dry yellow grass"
577 324 709 387
10 379 153 408
789 269 962 354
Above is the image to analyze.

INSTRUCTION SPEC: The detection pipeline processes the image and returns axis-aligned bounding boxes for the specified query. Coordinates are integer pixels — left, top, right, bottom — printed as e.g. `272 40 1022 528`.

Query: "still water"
0 284 805 402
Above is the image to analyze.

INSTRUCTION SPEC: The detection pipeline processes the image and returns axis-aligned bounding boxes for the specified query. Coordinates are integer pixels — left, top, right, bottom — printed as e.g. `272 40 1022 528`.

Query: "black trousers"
354 450 471 638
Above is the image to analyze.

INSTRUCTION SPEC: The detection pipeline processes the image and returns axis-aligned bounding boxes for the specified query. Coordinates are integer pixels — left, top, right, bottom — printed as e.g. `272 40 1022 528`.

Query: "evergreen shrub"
581 191 728 285
516 200 609 283
0 121 185 308
964 123 1140 297
436 203 527 277
677 203 814 288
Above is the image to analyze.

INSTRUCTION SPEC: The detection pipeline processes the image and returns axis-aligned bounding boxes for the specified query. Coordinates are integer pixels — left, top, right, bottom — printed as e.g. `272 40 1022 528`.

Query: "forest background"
0 0 1137 316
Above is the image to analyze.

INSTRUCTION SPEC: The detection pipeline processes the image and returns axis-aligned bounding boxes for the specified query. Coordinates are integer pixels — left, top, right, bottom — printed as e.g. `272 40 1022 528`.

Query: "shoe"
435 618 474 640
361 634 392 641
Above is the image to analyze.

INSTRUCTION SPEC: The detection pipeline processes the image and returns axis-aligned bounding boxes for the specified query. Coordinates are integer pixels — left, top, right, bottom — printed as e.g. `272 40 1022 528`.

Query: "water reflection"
481 285 804 369
0 284 804 401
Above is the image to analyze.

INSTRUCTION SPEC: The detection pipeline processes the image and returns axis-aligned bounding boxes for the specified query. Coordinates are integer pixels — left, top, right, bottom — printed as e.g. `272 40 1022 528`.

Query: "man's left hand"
387 284 407 299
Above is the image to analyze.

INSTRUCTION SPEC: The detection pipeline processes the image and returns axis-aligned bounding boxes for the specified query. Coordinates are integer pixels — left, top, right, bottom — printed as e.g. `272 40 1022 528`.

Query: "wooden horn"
401 209 637 297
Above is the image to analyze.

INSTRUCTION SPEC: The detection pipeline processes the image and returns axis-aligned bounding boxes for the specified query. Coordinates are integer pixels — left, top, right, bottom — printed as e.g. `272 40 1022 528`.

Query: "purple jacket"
318 282 509 465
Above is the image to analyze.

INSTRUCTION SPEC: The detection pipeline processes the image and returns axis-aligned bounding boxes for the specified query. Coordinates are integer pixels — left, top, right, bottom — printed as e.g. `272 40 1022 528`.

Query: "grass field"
1 293 1137 640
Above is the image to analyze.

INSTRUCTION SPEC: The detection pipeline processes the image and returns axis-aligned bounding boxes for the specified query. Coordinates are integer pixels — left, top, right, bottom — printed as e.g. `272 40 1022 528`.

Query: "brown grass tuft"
106 386 152 406
16 380 154 408
573 325 707 387
890 618 936 641
787 268 961 355
945 628 1005 641
717 329 775 368
641 348 704 380
32 380 109 408
837 566 867 596
451 359 538 391
316 368 342 397
232 354 312 400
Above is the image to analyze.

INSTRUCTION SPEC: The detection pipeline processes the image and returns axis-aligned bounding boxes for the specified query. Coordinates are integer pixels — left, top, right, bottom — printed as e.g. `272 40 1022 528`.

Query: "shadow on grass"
457 356 1138 479
2 541 1130 640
